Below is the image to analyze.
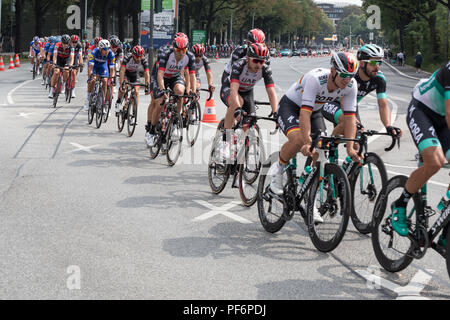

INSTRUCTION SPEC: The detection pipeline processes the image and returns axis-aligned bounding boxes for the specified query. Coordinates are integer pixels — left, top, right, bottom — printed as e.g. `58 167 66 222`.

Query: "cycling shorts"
92 64 110 78
56 56 69 68
321 101 361 126
220 80 256 115
407 98 450 161
277 95 326 137
125 70 138 84
152 75 186 99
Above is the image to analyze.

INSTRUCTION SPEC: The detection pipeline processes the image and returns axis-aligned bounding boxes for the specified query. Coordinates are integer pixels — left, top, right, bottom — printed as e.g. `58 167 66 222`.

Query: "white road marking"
7 80 35 105
193 200 251 223
18 112 34 119
356 268 434 300
68 142 100 154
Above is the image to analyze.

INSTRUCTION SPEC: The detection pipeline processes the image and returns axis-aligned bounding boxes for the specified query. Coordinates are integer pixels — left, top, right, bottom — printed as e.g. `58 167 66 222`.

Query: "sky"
314 0 363 6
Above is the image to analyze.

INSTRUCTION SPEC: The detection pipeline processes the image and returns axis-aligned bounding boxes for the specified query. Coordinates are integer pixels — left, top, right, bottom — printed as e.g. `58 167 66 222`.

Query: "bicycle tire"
186 102 202 147
53 76 61 108
207 120 230 194
95 89 104 129
349 152 388 234
371 175 416 273
238 133 262 207
166 112 183 166
306 163 351 252
149 130 162 159
126 96 138 137
446 225 450 279
257 155 287 233
103 85 112 123
66 73 72 103
243 126 263 185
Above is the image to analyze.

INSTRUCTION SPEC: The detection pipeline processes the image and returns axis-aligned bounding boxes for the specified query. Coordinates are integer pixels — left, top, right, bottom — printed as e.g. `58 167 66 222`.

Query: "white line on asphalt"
193 200 251 224
383 60 425 81
7 79 35 105
68 142 100 154
18 112 34 119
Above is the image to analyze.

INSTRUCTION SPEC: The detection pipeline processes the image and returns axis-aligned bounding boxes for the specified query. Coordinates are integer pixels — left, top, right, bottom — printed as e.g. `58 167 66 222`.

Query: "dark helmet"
331 52 359 75
61 34 71 44
247 43 269 60
110 37 121 48
247 28 265 44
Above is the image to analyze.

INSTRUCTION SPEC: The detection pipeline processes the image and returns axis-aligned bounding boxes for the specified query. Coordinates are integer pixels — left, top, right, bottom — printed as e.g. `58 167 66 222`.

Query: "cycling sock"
395 188 413 208
116 97 122 104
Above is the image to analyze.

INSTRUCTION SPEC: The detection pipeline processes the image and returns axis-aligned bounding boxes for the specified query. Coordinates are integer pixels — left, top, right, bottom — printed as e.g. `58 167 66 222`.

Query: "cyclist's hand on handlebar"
209 85 215 93
386 125 402 138
347 148 362 163
145 84 150 95
301 144 315 157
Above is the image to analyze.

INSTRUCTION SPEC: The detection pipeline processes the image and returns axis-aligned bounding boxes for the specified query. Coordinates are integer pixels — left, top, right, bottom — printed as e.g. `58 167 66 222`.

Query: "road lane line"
7 79 35 105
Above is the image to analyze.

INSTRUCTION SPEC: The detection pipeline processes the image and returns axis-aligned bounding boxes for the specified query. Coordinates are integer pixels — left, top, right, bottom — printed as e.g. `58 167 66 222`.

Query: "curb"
383 59 430 81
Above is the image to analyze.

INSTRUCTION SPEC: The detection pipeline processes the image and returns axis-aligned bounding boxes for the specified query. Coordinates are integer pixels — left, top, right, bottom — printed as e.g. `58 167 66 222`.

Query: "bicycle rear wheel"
166 112 183 166
239 132 263 206
186 102 202 147
371 175 416 273
207 120 230 194
126 96 138 137
103 85 112 123
95 90 104 128
306 163 351 252
53 77 61 108
446 225 450 279
66 74 72 103
350 152 388 234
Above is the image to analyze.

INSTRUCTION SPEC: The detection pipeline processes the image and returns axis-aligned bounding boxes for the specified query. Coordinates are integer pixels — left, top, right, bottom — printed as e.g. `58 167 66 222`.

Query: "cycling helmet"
33 36 39 42
331 52 358 75
247 28 265 44
110 37 121 48
357 44 383 61
192 44 205 56
94 37 103 45
61 34 71 44
173 33 189 49
132 45 144 57
98 39 111 50
39 38 44 43
70 35 79 43
247 43 269 60
108 35 118 42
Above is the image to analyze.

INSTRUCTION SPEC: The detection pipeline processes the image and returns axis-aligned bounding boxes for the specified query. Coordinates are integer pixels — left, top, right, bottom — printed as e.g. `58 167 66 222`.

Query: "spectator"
397 51 404 67
415 51 423 73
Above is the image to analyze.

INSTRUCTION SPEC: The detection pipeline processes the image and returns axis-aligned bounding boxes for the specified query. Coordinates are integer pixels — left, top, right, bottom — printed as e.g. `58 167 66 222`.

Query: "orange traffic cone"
14 54 21 67
201 98 219 123
0 57 5 71
8 56 15 69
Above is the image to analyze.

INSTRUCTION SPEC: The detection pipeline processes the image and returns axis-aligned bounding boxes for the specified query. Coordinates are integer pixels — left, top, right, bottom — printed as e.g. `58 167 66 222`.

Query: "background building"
316 2 351 26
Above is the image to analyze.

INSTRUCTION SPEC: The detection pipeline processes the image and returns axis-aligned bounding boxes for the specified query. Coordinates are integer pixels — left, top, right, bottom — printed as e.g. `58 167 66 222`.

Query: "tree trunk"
101 1 110 37
132 0 140 46
118 0 125 42
34 0 43 36
15 0 24 53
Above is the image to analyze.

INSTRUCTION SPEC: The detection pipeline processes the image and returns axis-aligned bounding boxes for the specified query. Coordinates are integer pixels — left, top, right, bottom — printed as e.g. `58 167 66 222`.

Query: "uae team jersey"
285 68 357 115
193 55 211 75
224 45 271 75
158 49 196 79
228 58 274 92
413 62 450 117
121 53 149 73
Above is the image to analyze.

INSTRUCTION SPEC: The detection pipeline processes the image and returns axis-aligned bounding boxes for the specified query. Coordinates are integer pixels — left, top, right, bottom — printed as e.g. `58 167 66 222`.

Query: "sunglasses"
195 54 203 58
339 73 354 79
363 60 382 66
175 47 187 53
251 58 265 65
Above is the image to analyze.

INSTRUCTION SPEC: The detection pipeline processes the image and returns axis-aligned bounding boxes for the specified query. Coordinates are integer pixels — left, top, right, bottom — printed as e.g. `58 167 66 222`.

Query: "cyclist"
87 36 102 56
145 33 197 147
222 28 266 84
268 52 360 217
29 36 43 73
109 37 124 75
49 34 75 98
390 62 450 238
322 44 401 138
192 43 215 94
84 39 115 111
219 42 278 160
115 45 150 115
42 36 54 85
69 34 84 98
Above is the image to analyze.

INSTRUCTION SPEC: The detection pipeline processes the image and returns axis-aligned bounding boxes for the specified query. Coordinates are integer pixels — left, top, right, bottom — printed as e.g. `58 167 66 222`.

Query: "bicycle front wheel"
208 120 230 194
371 175 416 273
186 102 202 147
53 78 61 108
95 90 104 128
350 152 388 234
306 163 351 252
103 85 112 123
127 96 138 137
166 112 183 166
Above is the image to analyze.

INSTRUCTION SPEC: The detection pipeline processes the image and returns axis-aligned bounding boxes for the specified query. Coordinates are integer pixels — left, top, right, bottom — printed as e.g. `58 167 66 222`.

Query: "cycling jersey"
54 42 75 59
224 45 270 75
121 53 149 73
355 71 387 103
157 49 196 79
285 68 357 114
89 48 115 77
193 55 211 75
30 40 42 54
71 42 83 55
112 46 124 62
228 58 274 92
413 62 450 117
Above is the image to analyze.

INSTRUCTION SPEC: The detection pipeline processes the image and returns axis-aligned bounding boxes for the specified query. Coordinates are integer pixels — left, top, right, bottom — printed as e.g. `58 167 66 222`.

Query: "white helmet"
98 39 111 50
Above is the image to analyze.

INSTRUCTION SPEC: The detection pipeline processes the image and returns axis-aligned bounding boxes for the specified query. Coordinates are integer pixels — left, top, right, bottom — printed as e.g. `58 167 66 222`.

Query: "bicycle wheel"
126 96 138 137
103 85 112 123
257 154 288 233
88 95 95 125
208 121 230 194
53 77 61 108
349 152 388 234
446 225 450 279
238 131 263 206
95 89 104 129
117 100 127 132
32 62 36 80
371 175 416 273
306 163 351 252
149 130 162 159
66 74 72 103
166 112 183 166
186 102 202 147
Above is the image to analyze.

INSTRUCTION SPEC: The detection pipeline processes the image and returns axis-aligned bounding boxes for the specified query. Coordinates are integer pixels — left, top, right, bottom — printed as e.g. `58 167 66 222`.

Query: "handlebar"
199 88 213 101
356 123 401 152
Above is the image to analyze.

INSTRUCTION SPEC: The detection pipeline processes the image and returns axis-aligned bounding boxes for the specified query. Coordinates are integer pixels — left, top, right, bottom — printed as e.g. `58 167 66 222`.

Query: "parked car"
270 48 277 57
280 48 292 57
292 49 301 56
301 48 308 56
323 47 331 55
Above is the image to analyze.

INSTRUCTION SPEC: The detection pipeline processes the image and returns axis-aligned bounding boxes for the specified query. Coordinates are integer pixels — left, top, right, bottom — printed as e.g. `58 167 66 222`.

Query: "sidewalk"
383 59 431 81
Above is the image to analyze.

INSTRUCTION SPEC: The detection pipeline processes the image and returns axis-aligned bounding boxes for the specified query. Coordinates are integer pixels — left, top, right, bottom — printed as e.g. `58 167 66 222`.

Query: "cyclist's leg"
172 76 186 114
392 99 448 235
221 80 244 130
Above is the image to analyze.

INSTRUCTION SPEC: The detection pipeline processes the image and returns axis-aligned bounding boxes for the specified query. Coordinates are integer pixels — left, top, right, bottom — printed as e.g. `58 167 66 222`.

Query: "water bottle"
342 156 352 171
437 190 450 212
299 166 312 185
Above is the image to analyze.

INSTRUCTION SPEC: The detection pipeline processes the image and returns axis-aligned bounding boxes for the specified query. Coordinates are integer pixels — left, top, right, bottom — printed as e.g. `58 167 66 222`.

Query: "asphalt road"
0 56 449 300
